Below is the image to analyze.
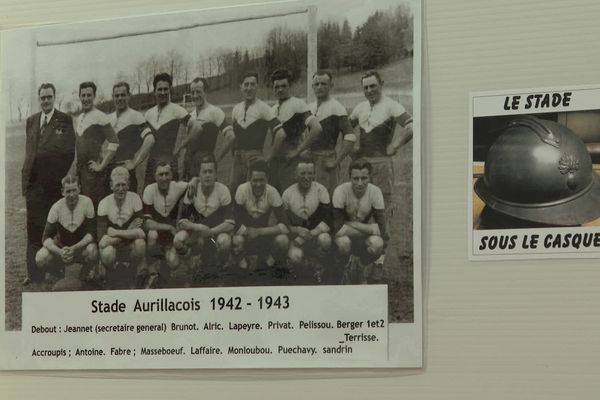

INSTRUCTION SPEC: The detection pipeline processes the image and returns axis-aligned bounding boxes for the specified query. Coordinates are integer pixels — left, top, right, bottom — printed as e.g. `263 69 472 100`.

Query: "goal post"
306 5 317 102
31 4 318 104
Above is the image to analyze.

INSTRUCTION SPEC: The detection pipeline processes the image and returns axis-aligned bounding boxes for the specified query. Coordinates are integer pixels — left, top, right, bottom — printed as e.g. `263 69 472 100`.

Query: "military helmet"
475 115 600 226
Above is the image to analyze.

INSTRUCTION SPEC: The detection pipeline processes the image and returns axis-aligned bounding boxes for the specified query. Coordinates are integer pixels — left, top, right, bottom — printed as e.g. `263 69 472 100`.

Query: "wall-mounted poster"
469 85 600 260
0 0 422 369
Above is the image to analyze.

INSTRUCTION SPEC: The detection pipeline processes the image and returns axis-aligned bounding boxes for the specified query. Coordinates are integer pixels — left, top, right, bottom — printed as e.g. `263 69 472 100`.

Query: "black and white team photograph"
2 0 420 334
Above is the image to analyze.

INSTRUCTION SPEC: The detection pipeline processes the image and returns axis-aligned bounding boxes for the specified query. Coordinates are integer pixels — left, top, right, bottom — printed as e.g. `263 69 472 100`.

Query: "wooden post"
36 7 310 47
306 5 318 102
30 30 38 114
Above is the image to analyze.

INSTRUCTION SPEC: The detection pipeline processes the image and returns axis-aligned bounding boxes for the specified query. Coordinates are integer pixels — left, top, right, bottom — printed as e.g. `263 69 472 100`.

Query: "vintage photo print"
469 86 600 260
0 0 421 369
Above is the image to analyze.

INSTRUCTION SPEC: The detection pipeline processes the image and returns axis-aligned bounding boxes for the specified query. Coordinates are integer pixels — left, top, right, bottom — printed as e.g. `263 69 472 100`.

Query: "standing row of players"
36 156 388 287
68 68 412 203
24 67 413 286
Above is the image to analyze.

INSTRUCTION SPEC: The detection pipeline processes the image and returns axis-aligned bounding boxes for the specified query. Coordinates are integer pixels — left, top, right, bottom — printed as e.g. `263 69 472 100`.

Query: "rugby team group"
21 68 413 290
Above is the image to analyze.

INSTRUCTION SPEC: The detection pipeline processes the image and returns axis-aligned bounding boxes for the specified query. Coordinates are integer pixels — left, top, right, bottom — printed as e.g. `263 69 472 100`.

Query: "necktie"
41 115 48 132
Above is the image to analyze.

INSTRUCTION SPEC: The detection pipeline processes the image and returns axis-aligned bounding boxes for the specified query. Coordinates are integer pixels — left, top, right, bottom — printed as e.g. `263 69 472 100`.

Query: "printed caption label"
20 285 388 369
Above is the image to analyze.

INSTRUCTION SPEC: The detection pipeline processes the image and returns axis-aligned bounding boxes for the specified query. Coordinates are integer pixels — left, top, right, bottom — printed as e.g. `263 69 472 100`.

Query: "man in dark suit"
22 83 76 284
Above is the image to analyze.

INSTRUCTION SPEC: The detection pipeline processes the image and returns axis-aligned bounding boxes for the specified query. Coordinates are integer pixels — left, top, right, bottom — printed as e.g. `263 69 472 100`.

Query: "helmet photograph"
473 114 600 229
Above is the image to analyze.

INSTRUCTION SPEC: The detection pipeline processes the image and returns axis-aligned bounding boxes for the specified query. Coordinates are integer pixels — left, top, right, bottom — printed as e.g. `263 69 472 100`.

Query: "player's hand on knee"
63 246 75 257
336 225 350 237
246 228 259 241
370 224 381 236
99 235 117 249
177 219 194 231
297 227 311 241
128 218 143 230
200 228 213 238
60 247 72 263
62 253 74 264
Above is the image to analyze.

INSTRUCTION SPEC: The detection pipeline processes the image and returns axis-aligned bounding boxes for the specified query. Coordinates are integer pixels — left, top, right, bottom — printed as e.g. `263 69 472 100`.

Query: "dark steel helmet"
475 116 600 226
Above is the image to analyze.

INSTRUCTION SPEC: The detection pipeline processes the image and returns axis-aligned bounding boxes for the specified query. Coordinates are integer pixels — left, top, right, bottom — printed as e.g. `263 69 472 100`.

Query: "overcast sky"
2 0 416 118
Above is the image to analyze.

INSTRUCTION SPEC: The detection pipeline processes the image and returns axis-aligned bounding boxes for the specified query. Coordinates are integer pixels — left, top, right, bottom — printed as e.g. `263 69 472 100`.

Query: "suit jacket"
21 109 76 196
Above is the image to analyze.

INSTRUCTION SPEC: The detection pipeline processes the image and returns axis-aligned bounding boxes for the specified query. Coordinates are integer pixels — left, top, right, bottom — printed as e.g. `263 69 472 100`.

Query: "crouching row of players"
35 155 387 290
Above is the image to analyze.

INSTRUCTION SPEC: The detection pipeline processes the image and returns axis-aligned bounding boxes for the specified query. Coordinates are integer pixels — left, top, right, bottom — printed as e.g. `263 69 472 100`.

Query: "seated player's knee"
100 246 116 267
223 129 235 142
216 233 232 253
84 243 99 263
147 230 159 245
335 236 352 255
165 247 180 270
99 235 113 249
35 247 52 268
274 128 286 143
273 234 289 253
131 239 146 260
270 234 289 260
288 245 304 266
366 235 384 257
317 232 332 252
232 235 245 254
173 230 189 250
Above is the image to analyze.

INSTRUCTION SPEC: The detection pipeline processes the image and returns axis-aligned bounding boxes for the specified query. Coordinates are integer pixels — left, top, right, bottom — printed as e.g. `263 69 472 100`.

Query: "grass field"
4 59 415 330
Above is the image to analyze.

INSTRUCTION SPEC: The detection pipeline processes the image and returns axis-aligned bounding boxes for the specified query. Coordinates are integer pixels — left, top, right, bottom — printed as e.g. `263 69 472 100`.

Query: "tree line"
8 5 413 120
117 4 414 99
318 5 413 72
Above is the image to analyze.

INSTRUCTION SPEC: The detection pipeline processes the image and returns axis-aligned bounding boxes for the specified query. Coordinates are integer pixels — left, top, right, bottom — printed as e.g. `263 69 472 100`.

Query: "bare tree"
252 46 268 79
215 48 229 75
96 88 106 104
196 55 207 77
206 49 225 77
142 55 162 92
6 81 30 122
165 49 186 87
17 97 30 121
132 62 145 94
207 56 214 77
55 94 64 112
182 58 190 86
